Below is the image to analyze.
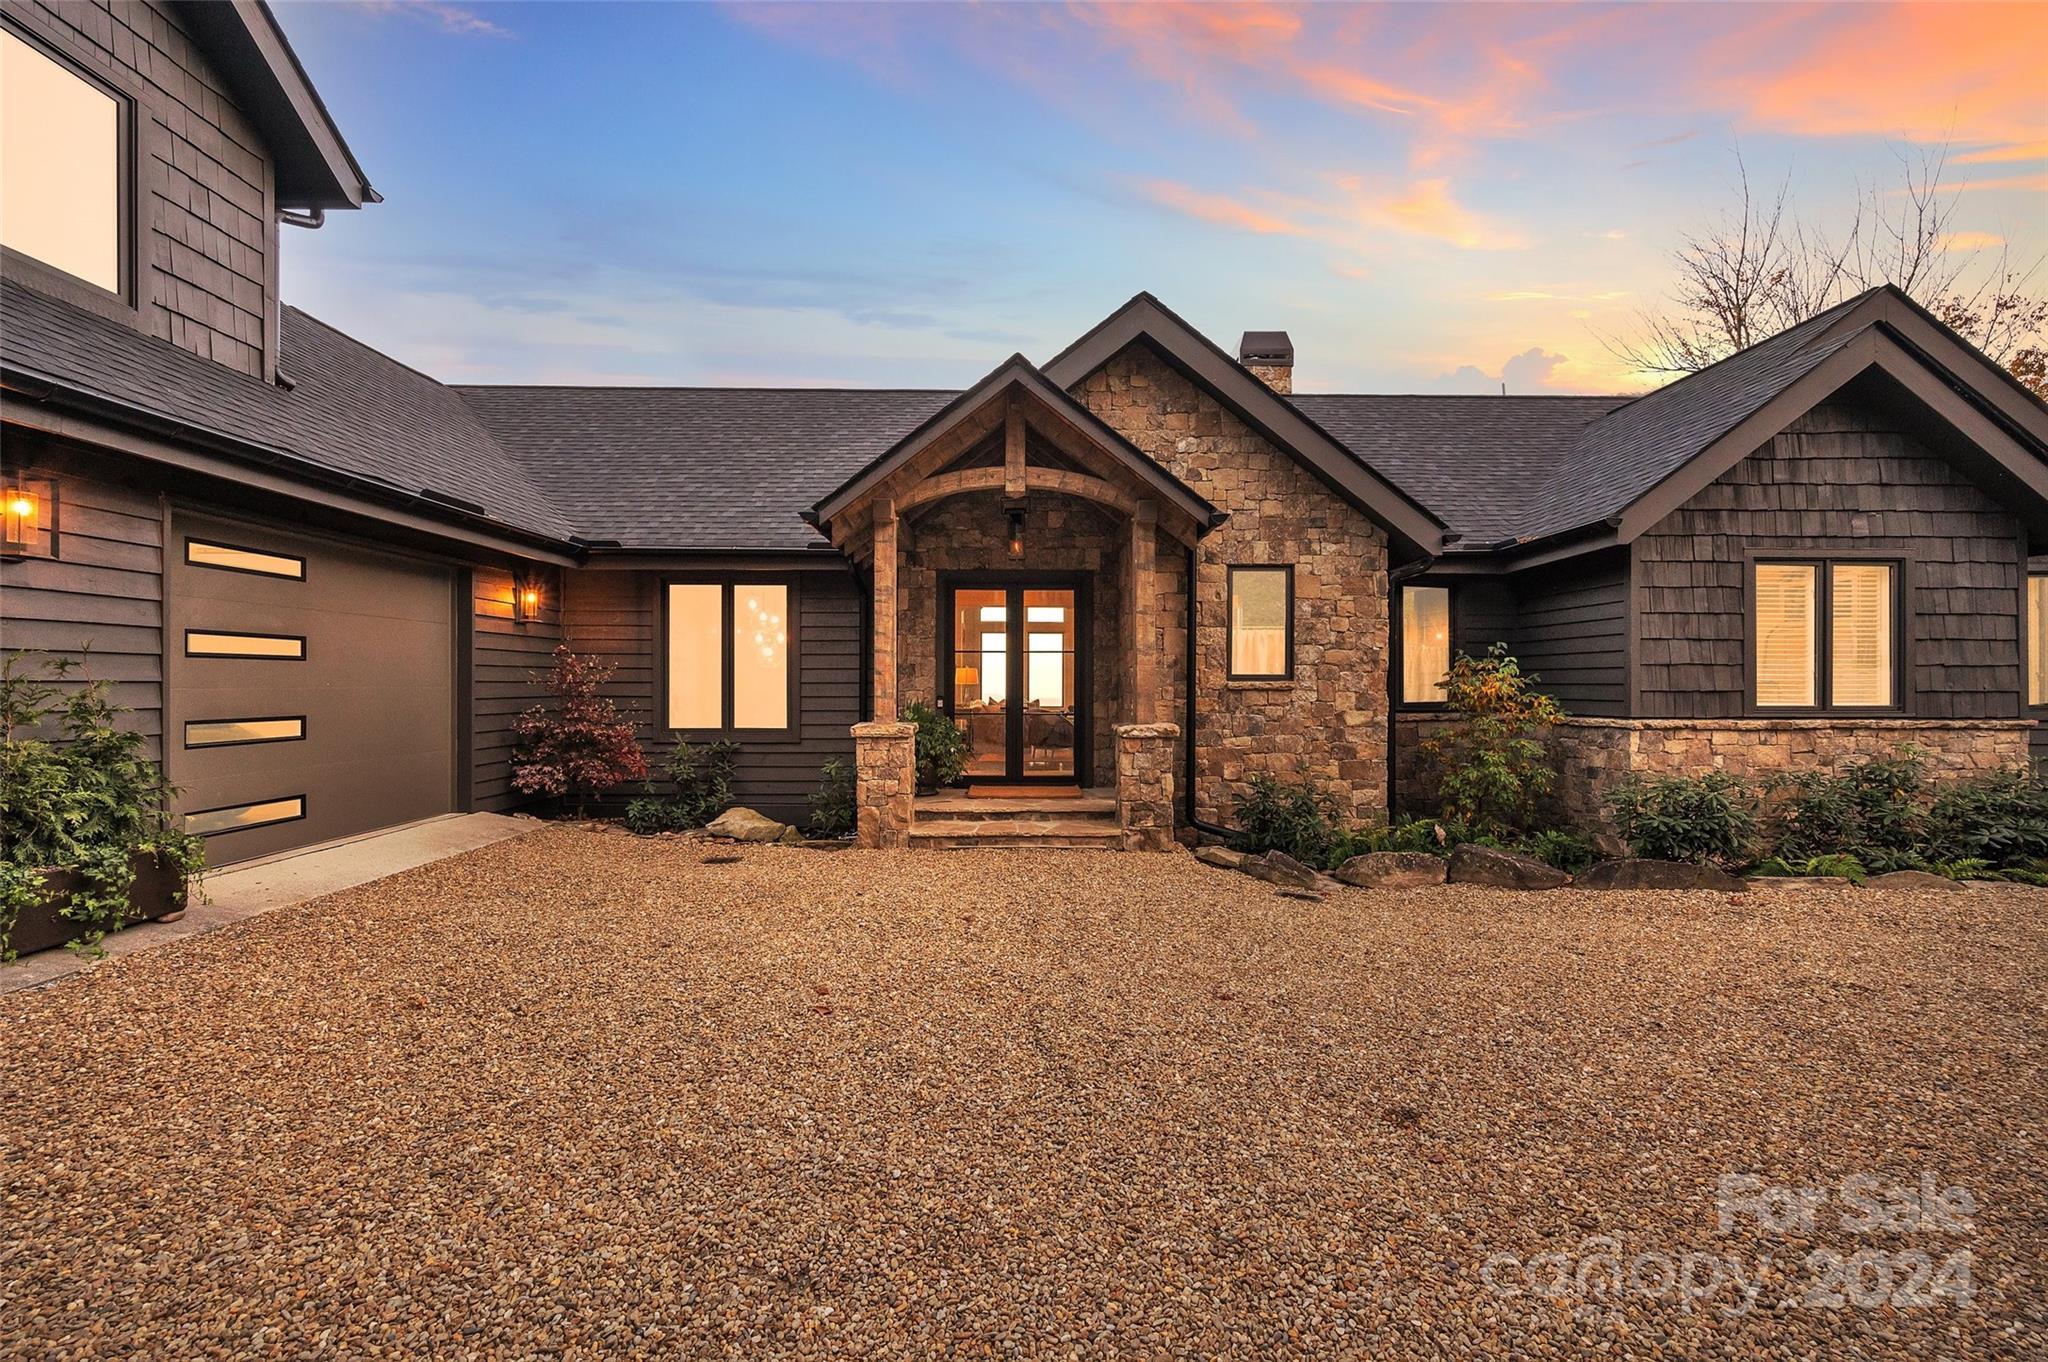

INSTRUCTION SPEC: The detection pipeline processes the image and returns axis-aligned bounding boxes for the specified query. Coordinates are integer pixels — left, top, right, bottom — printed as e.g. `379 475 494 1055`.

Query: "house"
5 2 2047 864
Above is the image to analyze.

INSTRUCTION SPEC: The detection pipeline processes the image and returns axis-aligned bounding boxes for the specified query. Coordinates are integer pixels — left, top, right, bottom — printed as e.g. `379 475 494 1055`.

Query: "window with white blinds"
2031 577 2048 707
1754 564 1818 707
1753 560 1897 710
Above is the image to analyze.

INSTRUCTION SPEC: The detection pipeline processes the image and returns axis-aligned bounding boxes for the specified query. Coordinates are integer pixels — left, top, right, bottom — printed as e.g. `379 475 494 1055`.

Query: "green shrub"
623 738 737 834
1924 767 2048 867
1 654 205 958
808 757 856 838
901 701 969 791
1517 827 1596 873
1767 753 1925 869
1606 772 1758 868
1231 773 1341 867
1326 815 1518 866
1752 853 1868 882
1418 645 1564 837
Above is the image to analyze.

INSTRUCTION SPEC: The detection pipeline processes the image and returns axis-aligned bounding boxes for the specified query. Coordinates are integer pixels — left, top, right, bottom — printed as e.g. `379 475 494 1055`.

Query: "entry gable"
805 354 1222 551
1040 293 1447 559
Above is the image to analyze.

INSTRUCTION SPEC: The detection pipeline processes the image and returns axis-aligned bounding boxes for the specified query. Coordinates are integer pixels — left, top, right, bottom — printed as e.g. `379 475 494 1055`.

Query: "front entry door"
942 580 1087 784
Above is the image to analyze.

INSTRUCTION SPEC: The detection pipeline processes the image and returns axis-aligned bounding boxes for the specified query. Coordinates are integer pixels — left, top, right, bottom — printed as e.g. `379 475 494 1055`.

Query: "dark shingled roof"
1 278 574 541
1291 394 1625 542
457 386 957 550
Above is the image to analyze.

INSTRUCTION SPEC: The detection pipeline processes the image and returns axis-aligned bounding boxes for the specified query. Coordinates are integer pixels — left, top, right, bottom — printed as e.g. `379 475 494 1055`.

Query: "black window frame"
1745 553 1906 716
659 575 801 742
1225 564 1295 682
0 19 140 318
1395 582 1454 709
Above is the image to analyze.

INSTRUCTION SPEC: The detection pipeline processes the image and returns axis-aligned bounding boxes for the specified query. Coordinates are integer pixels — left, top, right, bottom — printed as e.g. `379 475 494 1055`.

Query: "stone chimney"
1238 330 1294 394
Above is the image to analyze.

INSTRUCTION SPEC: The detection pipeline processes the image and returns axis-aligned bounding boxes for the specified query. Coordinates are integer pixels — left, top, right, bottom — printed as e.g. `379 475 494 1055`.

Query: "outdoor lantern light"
1 479 53 559
514 578 542 621
1006 506 1025 559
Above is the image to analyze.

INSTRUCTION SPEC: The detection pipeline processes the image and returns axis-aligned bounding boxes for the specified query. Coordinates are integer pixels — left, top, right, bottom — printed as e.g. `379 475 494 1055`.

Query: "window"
186 796 305 837
186 539 305 580
2031 576 2048 707
185 717 305 748
2 28 122 294
1753 560 1896 710
185 630 305 660
665 581 791 732
1227 566 1291 679
1400 585 1451 704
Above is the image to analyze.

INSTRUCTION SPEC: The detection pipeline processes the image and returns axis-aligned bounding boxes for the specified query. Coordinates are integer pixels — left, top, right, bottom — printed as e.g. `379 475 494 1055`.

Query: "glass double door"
944 581 1085 784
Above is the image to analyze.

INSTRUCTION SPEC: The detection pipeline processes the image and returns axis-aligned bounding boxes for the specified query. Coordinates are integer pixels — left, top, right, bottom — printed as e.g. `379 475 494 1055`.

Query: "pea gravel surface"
3 825 2042 1360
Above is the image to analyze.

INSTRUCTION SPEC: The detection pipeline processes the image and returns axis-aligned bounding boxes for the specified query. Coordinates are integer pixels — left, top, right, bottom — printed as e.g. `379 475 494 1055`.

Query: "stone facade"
851 721 916 849
1396 713 2034 844
1114 723 1179 852
1073 345 1392 824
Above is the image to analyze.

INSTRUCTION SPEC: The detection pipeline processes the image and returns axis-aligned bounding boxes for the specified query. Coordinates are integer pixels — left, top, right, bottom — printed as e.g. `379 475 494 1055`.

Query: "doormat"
968 785 1083 799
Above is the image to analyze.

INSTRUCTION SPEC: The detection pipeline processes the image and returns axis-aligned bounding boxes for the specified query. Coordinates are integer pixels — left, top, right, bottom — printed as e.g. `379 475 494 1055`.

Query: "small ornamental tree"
512 645 646 815
1419 644 1564 837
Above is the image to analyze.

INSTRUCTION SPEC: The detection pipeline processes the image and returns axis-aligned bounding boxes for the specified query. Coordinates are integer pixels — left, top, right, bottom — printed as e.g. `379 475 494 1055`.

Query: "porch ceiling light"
1006 506 1025 560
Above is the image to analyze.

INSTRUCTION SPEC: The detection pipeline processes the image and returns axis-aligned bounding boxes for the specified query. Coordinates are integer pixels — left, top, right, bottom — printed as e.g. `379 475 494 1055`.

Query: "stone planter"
6 850 190 957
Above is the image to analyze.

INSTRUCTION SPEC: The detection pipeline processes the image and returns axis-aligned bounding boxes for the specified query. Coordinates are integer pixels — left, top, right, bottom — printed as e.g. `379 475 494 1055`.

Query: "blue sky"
277 2 2046 394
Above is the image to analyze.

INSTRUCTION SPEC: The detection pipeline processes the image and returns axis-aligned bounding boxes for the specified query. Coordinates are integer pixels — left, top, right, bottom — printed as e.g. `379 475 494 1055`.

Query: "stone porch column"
1115 722 1179 852
852 720 916 849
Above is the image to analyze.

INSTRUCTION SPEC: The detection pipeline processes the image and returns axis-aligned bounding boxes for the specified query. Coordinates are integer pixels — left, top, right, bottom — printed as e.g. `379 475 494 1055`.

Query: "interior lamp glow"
1006 507 1025 559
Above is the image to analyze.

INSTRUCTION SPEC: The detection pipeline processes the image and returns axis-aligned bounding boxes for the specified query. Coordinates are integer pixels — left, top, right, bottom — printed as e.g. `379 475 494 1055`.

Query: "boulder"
1863 869 1968 892
1333 851 1446 889
1446 843 1570 890
1242 850 1332 892
1575 858 1747 893
1747 875 1857 891
1195 846 1246 871
704 807 789 843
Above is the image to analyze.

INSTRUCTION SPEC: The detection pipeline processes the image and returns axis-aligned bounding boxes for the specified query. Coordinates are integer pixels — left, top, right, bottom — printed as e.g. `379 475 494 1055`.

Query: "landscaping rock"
1194 846 1245 871
1748 875 1857 891
1446 843 1570 890
1864 869 1967 892
1241 851 1334 892
1333 851 1446 889
777 826 805 845
1576 858 1747 893
704 807 788 843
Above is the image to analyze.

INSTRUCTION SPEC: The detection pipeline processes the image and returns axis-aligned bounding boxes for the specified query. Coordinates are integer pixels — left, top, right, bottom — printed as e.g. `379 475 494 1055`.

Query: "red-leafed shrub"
512 646 646 813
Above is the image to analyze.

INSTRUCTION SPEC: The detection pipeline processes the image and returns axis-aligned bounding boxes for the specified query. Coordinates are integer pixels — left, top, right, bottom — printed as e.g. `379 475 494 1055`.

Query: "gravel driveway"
3 826 2041 1359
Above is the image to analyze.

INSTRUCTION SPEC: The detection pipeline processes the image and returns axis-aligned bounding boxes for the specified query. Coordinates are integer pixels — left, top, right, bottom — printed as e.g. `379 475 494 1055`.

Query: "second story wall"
4 0 277 378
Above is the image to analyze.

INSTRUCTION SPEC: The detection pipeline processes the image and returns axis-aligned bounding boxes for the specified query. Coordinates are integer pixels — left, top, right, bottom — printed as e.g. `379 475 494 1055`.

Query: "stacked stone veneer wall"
1396 714 2033 839
1115 723 1179 852
1073 346 1392 824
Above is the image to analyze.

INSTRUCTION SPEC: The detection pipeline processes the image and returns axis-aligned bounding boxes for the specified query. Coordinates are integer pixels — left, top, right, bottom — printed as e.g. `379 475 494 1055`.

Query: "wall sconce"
1 478 55 560
1005 506 1025 560
514 578 542 621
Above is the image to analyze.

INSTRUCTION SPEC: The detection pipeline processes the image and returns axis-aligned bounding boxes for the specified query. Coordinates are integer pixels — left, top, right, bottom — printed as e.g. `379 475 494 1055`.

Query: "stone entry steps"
909 788 1121 849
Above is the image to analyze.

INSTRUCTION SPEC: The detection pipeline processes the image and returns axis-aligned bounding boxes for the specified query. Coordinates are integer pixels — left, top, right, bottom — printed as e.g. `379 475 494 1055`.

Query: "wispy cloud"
1938 231 2007 252
1139 180 1307 236
1337 176 1527 250
354 1 512 39
1955 141 2048 165
1139 172 1525 254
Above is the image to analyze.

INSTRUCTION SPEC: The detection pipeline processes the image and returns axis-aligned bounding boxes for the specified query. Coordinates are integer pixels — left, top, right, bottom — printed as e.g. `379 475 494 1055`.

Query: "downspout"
1183 541 1234 842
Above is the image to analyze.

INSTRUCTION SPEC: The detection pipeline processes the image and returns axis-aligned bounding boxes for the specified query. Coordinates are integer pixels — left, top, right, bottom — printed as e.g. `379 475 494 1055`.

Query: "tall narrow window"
1228 566 1291 679
2030 576 2048 706
1754 564 1818 707
665 581 791 732
1400 586 1451 704
1830 563 1894 707
1 29 122 294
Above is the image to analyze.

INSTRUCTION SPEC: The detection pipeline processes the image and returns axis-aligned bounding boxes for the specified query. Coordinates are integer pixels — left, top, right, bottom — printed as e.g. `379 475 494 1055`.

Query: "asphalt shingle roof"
455 386 958 550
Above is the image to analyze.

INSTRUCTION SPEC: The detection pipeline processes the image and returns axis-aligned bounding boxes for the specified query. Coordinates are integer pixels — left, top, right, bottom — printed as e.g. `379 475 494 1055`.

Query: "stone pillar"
871 498 898 721
852 721 917 849
1127 502 1158 724
1115 722 1180 852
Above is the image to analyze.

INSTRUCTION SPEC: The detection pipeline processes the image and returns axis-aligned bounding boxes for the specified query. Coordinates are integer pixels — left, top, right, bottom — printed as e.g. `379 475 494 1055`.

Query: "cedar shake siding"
1442 551 1630 717
469 565 563 813
5 0 279 378
559 567 862 823
1633 398 2025 720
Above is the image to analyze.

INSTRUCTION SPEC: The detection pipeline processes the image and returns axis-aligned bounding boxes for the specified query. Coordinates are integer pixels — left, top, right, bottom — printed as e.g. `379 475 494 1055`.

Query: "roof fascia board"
1430 529 1625 574
810 356 1034 525
1612 329 2048 543
2 393 576 565
1855 291 2048 441
1039 296 1446 557
579 549 854 571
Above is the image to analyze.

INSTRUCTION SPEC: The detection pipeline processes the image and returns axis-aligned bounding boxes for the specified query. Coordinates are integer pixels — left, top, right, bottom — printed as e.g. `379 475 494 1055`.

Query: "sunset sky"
278 1 2047 395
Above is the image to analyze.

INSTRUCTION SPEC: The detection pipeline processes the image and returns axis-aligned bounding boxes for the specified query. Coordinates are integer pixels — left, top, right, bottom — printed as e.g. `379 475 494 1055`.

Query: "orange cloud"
1140 180 1307 236
1956 141 2048 165
1938 231 2006 252
1339 176 1528 250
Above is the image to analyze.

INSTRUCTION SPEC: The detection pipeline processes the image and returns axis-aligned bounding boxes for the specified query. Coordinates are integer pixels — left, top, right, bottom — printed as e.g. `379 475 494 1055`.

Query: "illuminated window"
185 717 305 748
1400 586 1451 704
1228 566 1291 679
2030 576 2048 707
2 29 122 293
186 796 304 837
185 630 305 660
186 539 305 580
665 581 791 732
1754 560 1895 710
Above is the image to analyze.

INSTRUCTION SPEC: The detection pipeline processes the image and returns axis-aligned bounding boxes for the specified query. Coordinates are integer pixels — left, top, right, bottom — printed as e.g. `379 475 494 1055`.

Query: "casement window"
2029 576 2048 707
1 27 125 295
665 581 793 733
1227 566 1292 679
1400 585 1451 704
1752 560 1897 710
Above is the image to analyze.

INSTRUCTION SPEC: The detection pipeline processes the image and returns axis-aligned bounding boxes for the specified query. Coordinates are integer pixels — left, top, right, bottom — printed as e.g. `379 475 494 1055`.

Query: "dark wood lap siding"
1442 551 1629 716
1633 399 2024 719
559 568 860 822
469 566 562 812
0 438 166 757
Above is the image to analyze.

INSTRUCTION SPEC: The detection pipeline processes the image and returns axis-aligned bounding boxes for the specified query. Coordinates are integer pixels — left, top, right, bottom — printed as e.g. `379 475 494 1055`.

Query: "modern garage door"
167 512 457 865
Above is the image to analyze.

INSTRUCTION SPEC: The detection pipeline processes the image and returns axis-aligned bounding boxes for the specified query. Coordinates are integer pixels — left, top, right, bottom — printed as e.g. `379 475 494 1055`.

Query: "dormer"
0 0 374 381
